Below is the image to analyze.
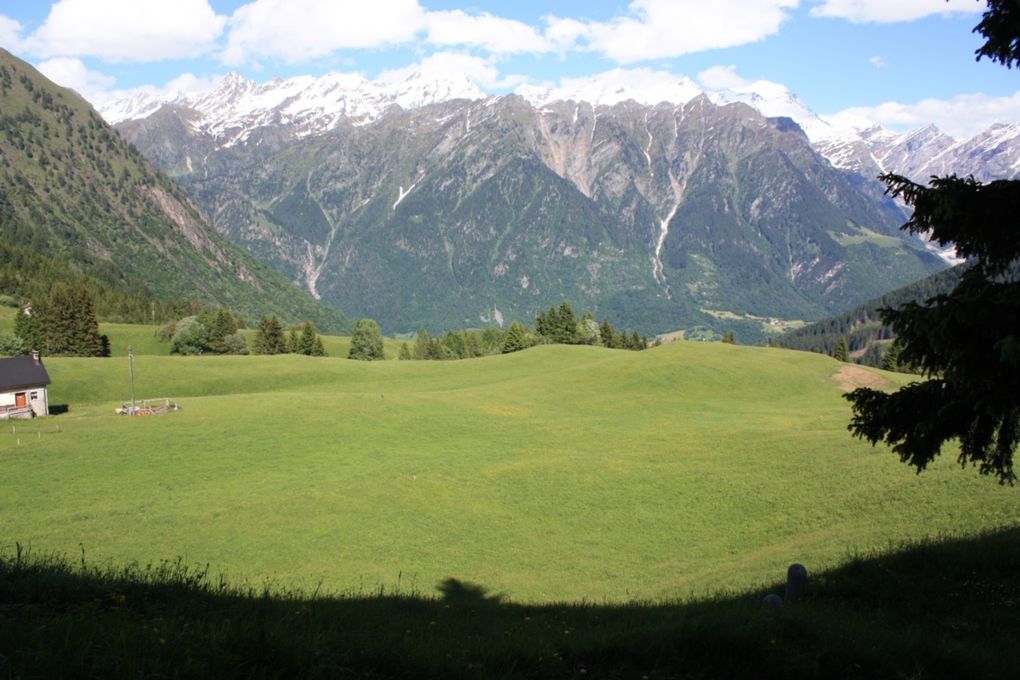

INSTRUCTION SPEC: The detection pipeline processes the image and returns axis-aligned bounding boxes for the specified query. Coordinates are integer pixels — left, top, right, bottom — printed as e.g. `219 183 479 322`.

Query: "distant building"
0 351 51 419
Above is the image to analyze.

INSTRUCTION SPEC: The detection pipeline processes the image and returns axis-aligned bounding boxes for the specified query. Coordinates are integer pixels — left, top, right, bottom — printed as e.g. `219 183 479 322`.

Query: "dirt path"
833 365 892 391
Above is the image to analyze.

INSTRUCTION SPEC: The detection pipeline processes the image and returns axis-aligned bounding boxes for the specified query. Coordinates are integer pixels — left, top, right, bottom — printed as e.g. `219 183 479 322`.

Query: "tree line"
386 300 651 362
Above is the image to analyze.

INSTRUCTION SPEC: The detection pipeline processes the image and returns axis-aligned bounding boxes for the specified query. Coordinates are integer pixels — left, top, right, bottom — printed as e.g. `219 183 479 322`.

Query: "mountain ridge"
116 85 947 336
101 69 1020 184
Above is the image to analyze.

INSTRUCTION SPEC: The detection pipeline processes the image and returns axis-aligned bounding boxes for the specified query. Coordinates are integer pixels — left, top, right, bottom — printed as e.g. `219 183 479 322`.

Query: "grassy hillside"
1 342 1016 603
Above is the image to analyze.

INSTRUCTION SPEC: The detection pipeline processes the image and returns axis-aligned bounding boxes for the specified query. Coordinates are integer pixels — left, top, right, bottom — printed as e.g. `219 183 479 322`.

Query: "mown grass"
1 341 1017 604
1 527 1018 678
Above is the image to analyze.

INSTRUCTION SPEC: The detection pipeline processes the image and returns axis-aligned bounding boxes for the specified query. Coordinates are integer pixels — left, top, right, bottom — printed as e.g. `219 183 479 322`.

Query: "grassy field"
3 527 1018 678
1 340 1016 604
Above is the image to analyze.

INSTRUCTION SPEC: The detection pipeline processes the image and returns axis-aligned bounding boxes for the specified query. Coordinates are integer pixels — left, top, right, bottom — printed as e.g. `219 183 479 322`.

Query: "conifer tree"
348 318 384 360
312 334 326 357
845 1 1020 484
834 336 850 362
501 321 527 353
722 331 736 345
413 328 433 360
252 315 288 355
398 342 412 360
13 303 43 352
599 319 616 348
42 282 104 356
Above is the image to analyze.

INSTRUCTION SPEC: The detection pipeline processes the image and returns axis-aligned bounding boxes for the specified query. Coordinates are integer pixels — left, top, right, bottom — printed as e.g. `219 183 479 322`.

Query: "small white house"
0 351 51 419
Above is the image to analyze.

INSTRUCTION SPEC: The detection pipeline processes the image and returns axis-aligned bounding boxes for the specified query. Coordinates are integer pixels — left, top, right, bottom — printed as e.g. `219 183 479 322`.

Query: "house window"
30 392 38 400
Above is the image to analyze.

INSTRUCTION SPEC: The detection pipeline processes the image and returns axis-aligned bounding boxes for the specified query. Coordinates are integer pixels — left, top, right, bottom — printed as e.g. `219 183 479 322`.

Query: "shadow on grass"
1 527 1018 678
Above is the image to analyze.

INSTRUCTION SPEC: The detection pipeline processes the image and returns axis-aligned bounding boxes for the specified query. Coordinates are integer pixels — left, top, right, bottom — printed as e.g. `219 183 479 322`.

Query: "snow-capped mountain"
101 70 488 146
99 69 1018 182
814 121 1020 182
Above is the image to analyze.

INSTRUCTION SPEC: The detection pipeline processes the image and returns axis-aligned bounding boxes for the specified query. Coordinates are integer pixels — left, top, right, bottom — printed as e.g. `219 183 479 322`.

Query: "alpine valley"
93 69 1020 335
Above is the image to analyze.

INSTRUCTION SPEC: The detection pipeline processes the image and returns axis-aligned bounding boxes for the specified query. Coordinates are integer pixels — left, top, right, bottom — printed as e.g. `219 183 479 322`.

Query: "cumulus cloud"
25 0 225 61
869 55 887 68
378 52 525 90
550 0 798 63
0 15 24 50
826 90 1020 139
810 0 984 23
697 65 750 90
35 57 116 98
543 16 589 53
222 0 425 65
426 10 551 54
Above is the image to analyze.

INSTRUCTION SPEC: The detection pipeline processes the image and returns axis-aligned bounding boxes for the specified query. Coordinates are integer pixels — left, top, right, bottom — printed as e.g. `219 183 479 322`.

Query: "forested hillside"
775 265 965 365
0 49 350 332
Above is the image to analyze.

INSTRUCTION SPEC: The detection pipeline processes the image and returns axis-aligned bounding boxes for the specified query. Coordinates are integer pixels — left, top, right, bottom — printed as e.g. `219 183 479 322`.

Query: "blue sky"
1 0 1017 137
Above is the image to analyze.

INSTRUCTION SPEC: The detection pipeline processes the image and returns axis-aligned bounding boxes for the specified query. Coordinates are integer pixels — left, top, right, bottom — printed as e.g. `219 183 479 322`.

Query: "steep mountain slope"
117 79 947 335
0 50 349 332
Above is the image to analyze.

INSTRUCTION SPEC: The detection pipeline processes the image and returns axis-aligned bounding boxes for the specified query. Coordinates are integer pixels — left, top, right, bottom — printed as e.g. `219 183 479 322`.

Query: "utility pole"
128 345 136 416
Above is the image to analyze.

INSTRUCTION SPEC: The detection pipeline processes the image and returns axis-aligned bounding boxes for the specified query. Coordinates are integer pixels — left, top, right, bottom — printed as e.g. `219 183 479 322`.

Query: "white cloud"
25 0 226 62
869 55 886 68
553 0 799 63
0 15 24 50
517 67 705 107
543 16 589 53
378 52 525 90
810 0 984 23
426 10 551 54
826 90 1020 138
222 0 426 65
35 57 116 100
697 65 749 90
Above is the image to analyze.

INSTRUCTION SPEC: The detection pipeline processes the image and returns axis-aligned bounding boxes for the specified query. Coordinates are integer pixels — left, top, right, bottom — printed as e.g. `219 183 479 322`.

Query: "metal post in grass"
128 345 136 416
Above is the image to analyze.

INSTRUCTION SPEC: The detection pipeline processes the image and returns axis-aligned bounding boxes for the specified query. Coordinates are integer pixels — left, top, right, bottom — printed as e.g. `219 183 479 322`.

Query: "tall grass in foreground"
1 528 1018 678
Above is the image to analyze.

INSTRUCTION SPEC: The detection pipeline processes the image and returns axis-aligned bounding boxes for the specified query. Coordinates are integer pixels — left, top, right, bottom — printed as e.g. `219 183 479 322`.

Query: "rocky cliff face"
113 75 951 336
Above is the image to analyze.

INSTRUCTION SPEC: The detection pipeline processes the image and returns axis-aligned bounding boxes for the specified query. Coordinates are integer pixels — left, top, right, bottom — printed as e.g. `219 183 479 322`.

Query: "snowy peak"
101 69 1020 181
99 69 489 143
515 72 703 108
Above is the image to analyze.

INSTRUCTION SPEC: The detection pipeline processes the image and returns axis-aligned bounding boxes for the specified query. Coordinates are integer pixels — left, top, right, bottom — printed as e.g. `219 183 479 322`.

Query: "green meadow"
1 341 1017 602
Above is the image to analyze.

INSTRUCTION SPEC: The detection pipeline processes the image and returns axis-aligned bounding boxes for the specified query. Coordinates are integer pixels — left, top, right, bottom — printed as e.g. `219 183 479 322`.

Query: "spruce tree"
845 1 1020 483
252 315 287 355
312 334 327 357
296 322 318 355
413 328 432 360
501 321 527 353
834 336 850 362
398 342 412 360
13 304 43 352
348 318 384 360
600 319 617 348
556 301 579 344
43 282 103 356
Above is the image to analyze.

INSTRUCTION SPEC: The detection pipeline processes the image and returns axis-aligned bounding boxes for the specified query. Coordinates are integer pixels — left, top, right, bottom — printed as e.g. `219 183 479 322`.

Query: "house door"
15 392 27 408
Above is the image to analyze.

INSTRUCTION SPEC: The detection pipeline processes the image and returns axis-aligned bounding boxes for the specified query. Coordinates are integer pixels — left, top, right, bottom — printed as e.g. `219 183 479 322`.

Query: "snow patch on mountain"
101 69 1019 181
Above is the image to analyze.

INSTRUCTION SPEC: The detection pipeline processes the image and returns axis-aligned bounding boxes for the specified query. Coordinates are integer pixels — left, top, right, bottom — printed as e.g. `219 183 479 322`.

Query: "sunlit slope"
2 343 1016 602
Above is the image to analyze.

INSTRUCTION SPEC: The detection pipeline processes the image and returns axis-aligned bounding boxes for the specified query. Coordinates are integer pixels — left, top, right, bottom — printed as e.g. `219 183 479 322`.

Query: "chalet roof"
0 355 51 391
